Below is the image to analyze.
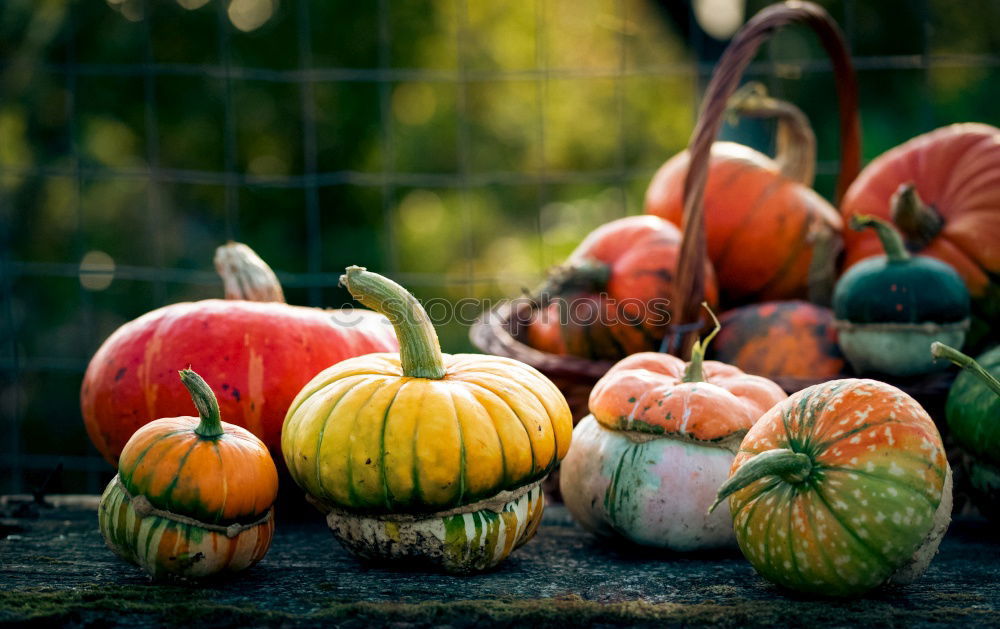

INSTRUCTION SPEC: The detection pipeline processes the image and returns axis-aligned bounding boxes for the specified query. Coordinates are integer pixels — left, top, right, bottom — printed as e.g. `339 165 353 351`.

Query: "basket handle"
669 0 860 357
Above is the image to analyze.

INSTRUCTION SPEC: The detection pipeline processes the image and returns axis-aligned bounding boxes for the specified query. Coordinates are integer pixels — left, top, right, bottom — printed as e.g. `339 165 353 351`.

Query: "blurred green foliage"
1 0 999 492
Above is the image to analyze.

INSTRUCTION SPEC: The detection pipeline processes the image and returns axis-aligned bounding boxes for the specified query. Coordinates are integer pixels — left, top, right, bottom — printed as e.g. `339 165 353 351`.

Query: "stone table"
1 495 998 627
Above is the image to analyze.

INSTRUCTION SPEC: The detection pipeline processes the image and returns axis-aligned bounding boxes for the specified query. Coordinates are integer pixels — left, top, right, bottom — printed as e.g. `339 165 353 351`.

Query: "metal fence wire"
2 0 999 494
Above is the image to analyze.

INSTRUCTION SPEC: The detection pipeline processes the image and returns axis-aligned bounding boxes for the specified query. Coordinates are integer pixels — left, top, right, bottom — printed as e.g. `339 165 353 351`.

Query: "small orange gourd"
98 369 278 579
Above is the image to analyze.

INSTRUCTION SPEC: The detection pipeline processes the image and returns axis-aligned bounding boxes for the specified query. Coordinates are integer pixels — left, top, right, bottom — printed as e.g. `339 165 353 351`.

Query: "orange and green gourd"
932 342 1000 520
833 213 970 376
559 306 787 551
712 378 952 597
98 369 279 579
281 266 573 572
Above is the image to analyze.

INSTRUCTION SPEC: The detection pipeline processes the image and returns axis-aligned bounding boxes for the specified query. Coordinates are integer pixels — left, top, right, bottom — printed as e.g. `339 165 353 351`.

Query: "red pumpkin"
645 87 843 306
525 215 718 361
81 243 398 464
840 123 1000 320
710 300 844 384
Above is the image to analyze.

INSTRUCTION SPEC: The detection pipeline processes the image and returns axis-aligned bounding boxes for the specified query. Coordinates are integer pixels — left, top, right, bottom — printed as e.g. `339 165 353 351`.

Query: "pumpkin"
98 369 278 579
281 266 572 572
559 307 787 550
524 215 718 361
712 378 952 597
82 242 398 464
710 300 844 384
932 342 1000 520
645 84 843 306
840 124 1000 328
833 214 970 376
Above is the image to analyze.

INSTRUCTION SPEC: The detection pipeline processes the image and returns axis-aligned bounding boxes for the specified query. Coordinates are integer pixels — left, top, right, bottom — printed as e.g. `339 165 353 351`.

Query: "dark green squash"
833 214 970 376
932 342 1000 520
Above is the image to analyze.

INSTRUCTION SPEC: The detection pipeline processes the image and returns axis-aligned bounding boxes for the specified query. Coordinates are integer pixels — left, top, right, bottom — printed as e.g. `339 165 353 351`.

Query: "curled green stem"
931 342 1000 398
340 266 446 380
683 303 721 383
849 213 910 263
179 369 224 438
709 449 812 514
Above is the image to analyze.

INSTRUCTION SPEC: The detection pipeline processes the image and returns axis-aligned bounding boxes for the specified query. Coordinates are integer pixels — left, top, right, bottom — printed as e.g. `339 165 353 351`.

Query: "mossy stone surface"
1 499 999 627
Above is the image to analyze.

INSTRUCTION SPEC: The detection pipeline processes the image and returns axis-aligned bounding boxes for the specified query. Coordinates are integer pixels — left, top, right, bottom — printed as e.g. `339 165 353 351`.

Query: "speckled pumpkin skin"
99 478 275 579
727 379 951 597
322 482 545 573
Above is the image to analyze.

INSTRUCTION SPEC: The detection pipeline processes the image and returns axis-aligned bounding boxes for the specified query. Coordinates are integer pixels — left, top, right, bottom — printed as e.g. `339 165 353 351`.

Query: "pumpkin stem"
891 183 943 250
340 266 445 380
708 448 813 514
726 82 816 187
534 259 611 307
179 369 225 438
849 214 910 263
682 303 721 383
214 241 286 303
931 342 1000 398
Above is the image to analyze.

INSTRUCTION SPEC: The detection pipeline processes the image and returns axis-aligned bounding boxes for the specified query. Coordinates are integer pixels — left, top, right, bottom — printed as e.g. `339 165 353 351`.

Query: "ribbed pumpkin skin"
728 379 950 597
99 479 275 579
118 416 279 524
82 302 397 464
560 351 786 550
841 124 1000 314
526 215 718 361
588 352 787 440
645 143 842 305
98 376 278 580
281 353 572 513
324 482 545 572
711 301 844 381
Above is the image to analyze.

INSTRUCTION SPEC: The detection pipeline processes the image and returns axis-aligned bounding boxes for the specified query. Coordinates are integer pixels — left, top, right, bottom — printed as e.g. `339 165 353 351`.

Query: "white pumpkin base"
560 415 738 551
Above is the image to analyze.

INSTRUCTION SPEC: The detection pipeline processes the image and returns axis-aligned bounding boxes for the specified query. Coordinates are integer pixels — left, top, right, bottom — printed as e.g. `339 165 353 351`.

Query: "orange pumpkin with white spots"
713 378 952 597
98 369 278 579
560 314 787 550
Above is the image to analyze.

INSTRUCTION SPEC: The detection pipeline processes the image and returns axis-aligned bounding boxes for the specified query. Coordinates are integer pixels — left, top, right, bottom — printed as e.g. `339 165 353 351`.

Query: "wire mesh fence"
2 0 999 495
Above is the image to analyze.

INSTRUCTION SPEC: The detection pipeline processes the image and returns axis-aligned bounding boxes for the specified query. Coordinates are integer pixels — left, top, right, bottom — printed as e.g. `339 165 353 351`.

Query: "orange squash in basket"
524 215 718 361
646 84 845 307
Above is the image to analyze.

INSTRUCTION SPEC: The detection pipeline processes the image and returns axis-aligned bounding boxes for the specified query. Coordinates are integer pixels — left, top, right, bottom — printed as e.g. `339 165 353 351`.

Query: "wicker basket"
470 1 862 419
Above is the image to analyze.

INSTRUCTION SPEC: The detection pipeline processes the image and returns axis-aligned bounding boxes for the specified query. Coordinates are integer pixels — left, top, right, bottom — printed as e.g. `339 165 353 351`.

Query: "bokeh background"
2 0 999 494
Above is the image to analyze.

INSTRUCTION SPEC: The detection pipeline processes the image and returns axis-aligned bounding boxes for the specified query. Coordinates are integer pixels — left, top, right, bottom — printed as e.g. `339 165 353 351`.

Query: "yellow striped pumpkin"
282 267 572 572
